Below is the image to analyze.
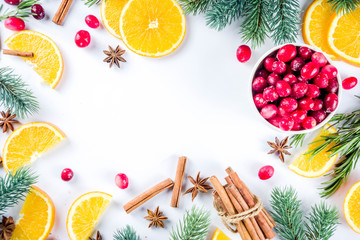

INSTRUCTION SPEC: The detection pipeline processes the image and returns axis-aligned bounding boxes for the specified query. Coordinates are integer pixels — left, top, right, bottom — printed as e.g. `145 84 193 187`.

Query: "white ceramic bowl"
250 43 342 134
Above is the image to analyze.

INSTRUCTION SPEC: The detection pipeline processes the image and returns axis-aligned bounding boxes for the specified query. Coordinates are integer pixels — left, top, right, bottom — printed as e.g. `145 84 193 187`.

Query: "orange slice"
100 0 128 39
11 186 55 240
303 0 337 59
328 8 360 66
67 191 112 240
344 181 360 233
212 228 231 240
2 122 65 172
5 31 64 88
119 0 186 57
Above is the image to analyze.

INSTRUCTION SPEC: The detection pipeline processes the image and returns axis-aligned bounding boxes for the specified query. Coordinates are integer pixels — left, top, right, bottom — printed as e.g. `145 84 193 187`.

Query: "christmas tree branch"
113 225 140 240
177 0 214 15
82 0 101 7
327 0 360 14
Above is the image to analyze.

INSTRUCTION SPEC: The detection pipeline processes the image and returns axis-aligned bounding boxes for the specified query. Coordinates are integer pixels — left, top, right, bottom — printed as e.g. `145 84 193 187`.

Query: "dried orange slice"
344 181 360 233
2 122 65 172
100 0 128 39
11 186 55 240
119 0 186 57
5 30 64 88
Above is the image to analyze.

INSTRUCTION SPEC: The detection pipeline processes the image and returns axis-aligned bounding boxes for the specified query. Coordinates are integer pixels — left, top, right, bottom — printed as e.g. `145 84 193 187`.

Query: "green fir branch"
113 225 140 240
268 0 300 45
327 0 360 14
177 0 214 15
240 0 270 48
305 202 339 240
205 0 245 31
170 206 211 240
0 67 39 118
82 0 102 7
0 166 38 215
0 0 40 21
290 133 306 148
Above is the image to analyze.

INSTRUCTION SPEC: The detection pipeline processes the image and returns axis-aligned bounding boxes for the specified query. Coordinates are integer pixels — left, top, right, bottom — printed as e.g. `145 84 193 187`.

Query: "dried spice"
183 172 213 201
103 45 126 68
88 230 102 240
0 216 15 240
268 137 292 163
0 110 20 133
144 206 168 228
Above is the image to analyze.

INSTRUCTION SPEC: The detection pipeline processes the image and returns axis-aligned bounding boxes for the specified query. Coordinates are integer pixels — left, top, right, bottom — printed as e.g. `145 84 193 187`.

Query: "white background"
1 0 360 239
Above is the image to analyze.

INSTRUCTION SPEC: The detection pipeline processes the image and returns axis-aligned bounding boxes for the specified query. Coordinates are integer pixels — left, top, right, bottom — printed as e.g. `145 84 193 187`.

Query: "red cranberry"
292 123 302 131
85 15 100 29
4 17 25 31
115 173 129 189
313 72 329 88
272 61 287 74
302 117 317 129
312 99 324 111
301 62 319 80
278 106 291 117
321 64 338 79
326 78 339 93
263 86 279 102
256 69 269 79
4 0 21 5
299 97 315 111
252 77 268 92
299 46 312 60
31 4 45 20
277 44 297 62
276 80 291 97
280 98 298 112
61 168 74 181
297 75 308 83
311 52 327 67
236 45 251 63
268 116 282 128
283 74 298 85
267 73 280 86
264 57 276 72
292 83 308 99
306 84 320 98
311 110 326 123
261 104 278 119
258 165 274 180
253 93 268 108
290 57 305 72
342 77 358 90
279 117 295 131
324 93 338 112
75 30 91 48
291 110 307 123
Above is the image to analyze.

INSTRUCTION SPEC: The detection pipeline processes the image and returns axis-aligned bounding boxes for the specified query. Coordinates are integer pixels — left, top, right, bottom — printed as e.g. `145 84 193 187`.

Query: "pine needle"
0 67 39 118
82 0 102 7
0 166 38 215
177 0 215 15
0 0 39 21
327 0 360 14
113 225 140 240
170 206 211 240
290 133 306 148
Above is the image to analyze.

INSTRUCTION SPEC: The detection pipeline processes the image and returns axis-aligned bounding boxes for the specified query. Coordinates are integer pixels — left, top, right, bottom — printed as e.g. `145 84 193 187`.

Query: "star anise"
88 230 102 240
267 136 292 163
103 45 126 68
0 216 15 240
144 206 168 228
0 110 19 133
183 172 213 201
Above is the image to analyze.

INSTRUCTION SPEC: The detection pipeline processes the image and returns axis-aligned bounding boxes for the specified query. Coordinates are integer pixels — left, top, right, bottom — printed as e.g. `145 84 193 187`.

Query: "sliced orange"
212 228 231 240
289 124 338 178
5 31 64 88
100 0 128 39
119 0 186 57
67 191 112 240
344 181 360 233
11 186 55 240
303 0 337 59
2 122 65 172
328 8 360 66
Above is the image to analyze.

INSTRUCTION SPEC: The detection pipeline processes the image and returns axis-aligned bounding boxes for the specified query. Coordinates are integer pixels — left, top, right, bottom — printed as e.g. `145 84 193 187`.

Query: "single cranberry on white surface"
258 165 274 180
75 30 91 48
4 17 25 31
61 168 74 181
342 77 358 90
85 15 100 29
115 173 129 189
236 45 252 63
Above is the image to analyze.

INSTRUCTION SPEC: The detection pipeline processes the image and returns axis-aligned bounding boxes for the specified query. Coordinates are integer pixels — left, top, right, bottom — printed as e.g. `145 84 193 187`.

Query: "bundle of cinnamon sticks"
210 167 276 240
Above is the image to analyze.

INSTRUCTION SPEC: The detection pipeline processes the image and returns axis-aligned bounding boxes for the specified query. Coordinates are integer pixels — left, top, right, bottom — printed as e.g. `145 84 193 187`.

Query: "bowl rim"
249 43 343 134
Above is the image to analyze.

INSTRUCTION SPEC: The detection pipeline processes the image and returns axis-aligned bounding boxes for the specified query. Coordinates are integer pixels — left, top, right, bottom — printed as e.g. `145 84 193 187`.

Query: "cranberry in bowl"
251 44 342 133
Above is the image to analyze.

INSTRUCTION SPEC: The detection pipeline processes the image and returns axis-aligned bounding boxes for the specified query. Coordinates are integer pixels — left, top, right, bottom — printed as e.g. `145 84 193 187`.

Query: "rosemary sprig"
0 0 39 21
290 133 306 148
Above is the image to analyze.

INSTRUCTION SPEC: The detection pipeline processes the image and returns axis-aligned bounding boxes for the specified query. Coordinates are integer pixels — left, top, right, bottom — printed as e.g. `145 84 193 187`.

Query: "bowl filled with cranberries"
251 44 342 133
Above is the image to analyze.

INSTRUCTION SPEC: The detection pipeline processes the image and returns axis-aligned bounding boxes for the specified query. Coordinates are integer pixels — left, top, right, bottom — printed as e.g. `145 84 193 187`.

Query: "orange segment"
212 228 231 240
11 186 55 240
2 122 65 172
119 0 186 57
5 31 64 88
303 0 337 59
67 192 112 240
100 0 128 39
344 181 360 233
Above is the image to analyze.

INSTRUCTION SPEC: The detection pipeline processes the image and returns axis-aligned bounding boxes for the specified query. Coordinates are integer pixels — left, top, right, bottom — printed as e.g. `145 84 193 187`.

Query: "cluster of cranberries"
4 0 45 31
74 15 100 48
252 44 340 131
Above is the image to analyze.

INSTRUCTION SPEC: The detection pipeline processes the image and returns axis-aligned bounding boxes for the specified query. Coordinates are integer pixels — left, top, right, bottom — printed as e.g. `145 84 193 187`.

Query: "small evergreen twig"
113 225 140 240
327 0 360 14
177 0 214 15
290 133 306 148
0 67 39 118
0 166 38 215
170 206 211 240
0 0 39 21
82 0 101 7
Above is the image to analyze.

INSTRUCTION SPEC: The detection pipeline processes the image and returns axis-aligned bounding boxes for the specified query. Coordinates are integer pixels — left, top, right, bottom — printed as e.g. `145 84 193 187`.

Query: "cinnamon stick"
52 0 73 25
123 178 173 214
3 49 33 58
170 156 187 207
